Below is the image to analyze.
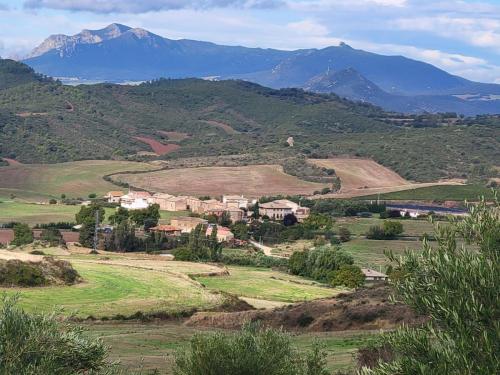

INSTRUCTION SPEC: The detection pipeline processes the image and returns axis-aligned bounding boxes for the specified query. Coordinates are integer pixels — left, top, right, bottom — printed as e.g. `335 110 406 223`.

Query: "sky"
0 0 499 83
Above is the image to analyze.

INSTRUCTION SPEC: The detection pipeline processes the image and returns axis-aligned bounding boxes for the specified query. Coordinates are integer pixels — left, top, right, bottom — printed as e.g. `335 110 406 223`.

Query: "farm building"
259 199 310 221
105 191 124 203
149 193 187 211
149 225 182 237
222 195 249 209
120 191 151 210
186 197 203 213
205 207 246 223
362 268 388 281
170 217 208 233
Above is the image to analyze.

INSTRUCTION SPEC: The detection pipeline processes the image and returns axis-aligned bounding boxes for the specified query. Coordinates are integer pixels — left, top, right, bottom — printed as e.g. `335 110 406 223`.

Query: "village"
105 189 311 243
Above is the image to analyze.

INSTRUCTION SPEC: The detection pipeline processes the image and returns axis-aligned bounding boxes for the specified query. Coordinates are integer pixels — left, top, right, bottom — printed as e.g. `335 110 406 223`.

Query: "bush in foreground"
360 195 500 374
174 323 330 375
0 295 109 374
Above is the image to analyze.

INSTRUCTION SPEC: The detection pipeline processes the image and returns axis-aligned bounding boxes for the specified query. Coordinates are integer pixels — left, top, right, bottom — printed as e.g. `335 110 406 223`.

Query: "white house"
120 191 151 210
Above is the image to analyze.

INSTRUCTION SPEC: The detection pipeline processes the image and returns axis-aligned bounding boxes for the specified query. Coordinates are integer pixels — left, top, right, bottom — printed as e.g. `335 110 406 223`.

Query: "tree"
361 196 500 374
289 250 309 276
252 202 260 219
331 265 364 288
302 213 333 231
11 223 33 246
108 207 129 225
174 323 330 375
382 220 403 238
231 221 249 240
75 203 105 225
49 199 57 205
88 193 97 199
0 295 110 374
218 211 232 227
129 204 160 228
106 220 138 252
283 213 298 227
338 227 351 242
40 228 64 247
366 225 386 240
208 226 222 261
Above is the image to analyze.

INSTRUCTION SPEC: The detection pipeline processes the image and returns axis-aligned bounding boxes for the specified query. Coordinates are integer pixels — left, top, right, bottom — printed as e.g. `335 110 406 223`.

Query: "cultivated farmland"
310 158 463 197
115 164 329 197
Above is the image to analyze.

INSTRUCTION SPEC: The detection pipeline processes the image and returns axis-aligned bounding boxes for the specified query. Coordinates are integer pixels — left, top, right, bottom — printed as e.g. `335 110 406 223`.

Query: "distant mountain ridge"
23 23 500 115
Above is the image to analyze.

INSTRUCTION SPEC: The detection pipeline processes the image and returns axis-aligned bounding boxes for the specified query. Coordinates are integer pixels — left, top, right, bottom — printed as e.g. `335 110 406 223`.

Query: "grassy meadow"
0 200 117 225
87 322 373 373
196 266 340 303
361 184 495 201
0 160 154 201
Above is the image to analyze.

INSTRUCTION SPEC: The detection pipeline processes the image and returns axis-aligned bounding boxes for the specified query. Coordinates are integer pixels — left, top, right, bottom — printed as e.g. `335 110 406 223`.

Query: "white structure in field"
120 191 151 210
362 268 388 281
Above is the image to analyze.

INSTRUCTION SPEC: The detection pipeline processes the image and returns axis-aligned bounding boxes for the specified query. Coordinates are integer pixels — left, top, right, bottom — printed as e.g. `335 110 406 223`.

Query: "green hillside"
0 59 498 182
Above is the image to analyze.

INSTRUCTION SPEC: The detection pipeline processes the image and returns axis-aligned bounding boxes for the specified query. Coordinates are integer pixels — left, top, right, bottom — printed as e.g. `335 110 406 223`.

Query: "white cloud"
23 0 285 13
393 16 500 52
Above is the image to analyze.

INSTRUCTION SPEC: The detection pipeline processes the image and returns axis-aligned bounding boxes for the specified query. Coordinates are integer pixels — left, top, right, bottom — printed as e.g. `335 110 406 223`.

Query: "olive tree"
360 195 499 374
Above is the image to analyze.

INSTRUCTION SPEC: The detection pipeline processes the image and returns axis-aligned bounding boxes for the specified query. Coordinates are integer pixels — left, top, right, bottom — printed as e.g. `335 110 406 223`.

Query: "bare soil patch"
199 120 240 134
133 137 181 155
310 158 463 198
186 284 423 332
116 164 328 198
1 158 22 166
158 131 191 141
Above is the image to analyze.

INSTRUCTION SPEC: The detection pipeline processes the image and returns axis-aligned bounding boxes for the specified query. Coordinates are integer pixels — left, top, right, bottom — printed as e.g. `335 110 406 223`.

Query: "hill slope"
0 59 498 182
24 24 500 115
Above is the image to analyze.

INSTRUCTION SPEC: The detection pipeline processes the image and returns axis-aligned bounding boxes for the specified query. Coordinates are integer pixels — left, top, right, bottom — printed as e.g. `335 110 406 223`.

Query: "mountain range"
23 23 500 115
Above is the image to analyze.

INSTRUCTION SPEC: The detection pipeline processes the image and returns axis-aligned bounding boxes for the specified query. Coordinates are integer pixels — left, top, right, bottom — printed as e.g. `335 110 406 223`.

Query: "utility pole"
91 209 99 254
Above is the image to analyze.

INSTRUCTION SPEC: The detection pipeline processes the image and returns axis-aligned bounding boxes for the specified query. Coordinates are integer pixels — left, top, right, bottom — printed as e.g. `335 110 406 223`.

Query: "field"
0 248 335 318
0 160 154 201
116 164 328 198
196 266 340 304
88 322 372 373
310 158 463 198
361 184 496 201
0 201 116 225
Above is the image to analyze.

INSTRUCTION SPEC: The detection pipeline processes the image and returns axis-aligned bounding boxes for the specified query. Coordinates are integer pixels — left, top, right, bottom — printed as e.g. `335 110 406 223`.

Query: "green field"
335 217 438 237
361 184 495 201
87 322 374 373
342 238 421 268
0 201 117 225
5 260 220 318
1 250 336 318
0 160 153 201
196 266 341 303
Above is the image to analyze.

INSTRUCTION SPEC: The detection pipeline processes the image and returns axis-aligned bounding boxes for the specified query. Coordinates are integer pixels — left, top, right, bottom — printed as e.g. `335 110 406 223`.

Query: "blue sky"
0 0 499 83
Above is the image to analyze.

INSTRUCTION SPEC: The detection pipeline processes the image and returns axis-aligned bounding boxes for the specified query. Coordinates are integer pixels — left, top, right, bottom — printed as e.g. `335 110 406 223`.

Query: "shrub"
174 323 330 375
366 225 386 240
338 227 351 242
0 295 110 374
331 265 365 288
11 223 33 246
0 260 46 287
49 198 57 204
382 220 403 238
221 252 288 268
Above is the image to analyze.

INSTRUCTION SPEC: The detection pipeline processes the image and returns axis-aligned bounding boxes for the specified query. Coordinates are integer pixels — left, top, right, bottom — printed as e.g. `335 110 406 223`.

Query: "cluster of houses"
104 190 311 243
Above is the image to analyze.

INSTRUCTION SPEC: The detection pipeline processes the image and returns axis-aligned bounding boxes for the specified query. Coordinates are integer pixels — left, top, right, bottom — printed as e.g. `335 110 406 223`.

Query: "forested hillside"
0 59 498 182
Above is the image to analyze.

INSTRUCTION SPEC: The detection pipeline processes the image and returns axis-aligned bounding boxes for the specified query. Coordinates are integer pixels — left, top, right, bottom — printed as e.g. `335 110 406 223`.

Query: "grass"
335 217 438 237
0 160 154 201
0 201 116 225
360 184 495 201
1 259 221 318
86 321 374 373
196 266 342 303
341 238 421 268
